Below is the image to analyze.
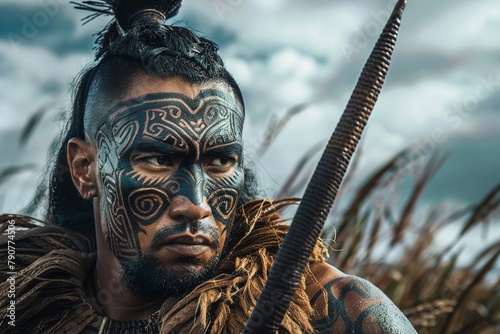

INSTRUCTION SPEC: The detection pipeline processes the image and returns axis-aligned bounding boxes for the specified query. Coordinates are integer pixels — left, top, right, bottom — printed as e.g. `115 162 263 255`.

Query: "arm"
307 263 416 334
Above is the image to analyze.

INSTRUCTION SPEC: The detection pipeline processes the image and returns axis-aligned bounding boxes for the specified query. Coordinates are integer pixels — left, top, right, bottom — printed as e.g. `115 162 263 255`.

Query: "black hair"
46 0 258 234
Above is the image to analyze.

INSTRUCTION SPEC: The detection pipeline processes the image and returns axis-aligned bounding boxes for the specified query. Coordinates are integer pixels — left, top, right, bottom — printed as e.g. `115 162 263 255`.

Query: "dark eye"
211 157 230 166
144 156 174 167
205 156 237 175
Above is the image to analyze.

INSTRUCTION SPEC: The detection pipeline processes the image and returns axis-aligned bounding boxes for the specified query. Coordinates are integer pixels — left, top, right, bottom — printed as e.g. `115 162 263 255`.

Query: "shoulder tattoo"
310 276 416 334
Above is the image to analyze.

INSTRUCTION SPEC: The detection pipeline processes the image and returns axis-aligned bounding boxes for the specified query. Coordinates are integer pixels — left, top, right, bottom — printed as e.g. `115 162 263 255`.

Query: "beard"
120 253 221 300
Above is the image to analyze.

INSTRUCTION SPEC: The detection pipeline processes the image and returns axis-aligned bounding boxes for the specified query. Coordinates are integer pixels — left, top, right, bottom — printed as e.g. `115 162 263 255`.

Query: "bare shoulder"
305 263 416 334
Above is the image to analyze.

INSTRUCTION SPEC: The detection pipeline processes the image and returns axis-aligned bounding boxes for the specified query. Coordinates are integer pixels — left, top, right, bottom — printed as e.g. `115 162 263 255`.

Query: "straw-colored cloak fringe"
0 224 97 333
0 199 326 333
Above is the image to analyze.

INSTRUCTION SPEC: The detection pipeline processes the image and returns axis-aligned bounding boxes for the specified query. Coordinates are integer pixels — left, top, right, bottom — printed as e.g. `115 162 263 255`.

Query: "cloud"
411 0 500 53
226 47 325 115
0 40 90 132
0 0 97 56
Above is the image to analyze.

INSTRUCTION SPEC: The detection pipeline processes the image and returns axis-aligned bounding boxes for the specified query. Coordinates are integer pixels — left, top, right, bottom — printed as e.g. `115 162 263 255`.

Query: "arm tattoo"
311 277 416 333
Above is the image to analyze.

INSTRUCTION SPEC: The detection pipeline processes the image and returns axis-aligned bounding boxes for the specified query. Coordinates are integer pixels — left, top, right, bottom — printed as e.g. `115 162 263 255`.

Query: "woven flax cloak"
0 199 326 333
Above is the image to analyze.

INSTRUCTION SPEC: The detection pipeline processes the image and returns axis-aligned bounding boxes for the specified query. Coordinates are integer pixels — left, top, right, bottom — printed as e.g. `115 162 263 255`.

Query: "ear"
67 137 98 200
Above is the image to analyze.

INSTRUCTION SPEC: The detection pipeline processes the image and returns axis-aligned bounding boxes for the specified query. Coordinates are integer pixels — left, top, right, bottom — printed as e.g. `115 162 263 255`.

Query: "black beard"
120 254 221 300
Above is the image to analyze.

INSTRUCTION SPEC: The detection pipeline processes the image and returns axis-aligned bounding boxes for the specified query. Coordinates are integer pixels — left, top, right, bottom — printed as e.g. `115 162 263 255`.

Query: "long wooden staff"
243 1 408 332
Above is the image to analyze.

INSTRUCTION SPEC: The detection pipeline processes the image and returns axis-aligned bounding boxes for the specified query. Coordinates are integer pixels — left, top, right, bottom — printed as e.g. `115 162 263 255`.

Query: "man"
0 0 416 332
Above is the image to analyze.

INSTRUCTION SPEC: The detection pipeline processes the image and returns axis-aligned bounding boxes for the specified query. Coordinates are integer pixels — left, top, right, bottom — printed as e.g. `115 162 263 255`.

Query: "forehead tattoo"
94 90 244 262
104 90 243 148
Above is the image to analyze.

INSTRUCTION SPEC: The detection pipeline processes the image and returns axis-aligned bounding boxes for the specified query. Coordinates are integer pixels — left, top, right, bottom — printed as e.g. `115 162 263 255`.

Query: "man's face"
92 76 244 296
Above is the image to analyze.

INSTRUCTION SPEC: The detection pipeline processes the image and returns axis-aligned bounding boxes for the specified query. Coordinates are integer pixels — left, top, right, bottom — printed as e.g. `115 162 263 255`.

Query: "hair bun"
114 0 182 30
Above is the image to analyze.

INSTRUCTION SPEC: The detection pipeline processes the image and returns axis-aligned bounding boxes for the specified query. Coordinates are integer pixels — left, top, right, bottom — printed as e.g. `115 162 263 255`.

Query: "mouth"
152 233 215 257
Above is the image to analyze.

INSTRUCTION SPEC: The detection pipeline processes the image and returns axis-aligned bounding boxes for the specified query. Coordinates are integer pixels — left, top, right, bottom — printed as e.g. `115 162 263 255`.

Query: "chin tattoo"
94 89 244 262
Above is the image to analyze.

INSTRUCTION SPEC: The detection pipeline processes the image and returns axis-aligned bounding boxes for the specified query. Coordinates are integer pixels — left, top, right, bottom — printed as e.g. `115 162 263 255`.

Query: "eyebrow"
204 142 243 156
130 137 186 155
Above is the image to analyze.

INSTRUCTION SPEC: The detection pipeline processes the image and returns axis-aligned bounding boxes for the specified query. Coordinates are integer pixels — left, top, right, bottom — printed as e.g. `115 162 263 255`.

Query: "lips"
152 233 215 257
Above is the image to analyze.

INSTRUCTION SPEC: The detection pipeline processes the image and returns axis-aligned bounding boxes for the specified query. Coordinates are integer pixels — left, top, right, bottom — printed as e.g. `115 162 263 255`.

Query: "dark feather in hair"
71 1 115 25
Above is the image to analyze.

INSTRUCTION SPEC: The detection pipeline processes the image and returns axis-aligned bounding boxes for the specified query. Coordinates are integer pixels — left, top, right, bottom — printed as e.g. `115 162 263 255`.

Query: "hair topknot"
73 0 243 102
114 0 182 30
73 0 183 58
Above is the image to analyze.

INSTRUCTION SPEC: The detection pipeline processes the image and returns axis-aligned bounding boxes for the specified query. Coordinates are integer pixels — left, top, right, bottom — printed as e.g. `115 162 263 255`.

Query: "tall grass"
271 123 500 333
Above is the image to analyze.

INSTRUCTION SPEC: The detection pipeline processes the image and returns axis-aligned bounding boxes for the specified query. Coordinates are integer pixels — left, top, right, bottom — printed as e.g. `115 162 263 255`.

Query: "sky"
1 0 499 261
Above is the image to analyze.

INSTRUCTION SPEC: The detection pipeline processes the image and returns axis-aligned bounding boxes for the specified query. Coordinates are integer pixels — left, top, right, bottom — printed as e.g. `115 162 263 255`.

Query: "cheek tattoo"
95 89 244 262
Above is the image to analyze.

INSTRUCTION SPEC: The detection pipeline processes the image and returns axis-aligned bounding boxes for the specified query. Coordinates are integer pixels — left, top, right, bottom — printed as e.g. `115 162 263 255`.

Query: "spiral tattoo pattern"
207 187 239 221
128 188 170 226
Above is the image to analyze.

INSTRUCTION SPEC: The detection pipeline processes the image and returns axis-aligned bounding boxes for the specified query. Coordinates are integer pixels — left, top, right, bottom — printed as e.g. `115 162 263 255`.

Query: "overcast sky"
1 0 499 257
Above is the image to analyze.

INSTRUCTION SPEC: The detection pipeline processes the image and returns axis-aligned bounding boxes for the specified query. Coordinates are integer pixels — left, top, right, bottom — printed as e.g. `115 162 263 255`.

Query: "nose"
168 196 212 222
176 164 206 206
